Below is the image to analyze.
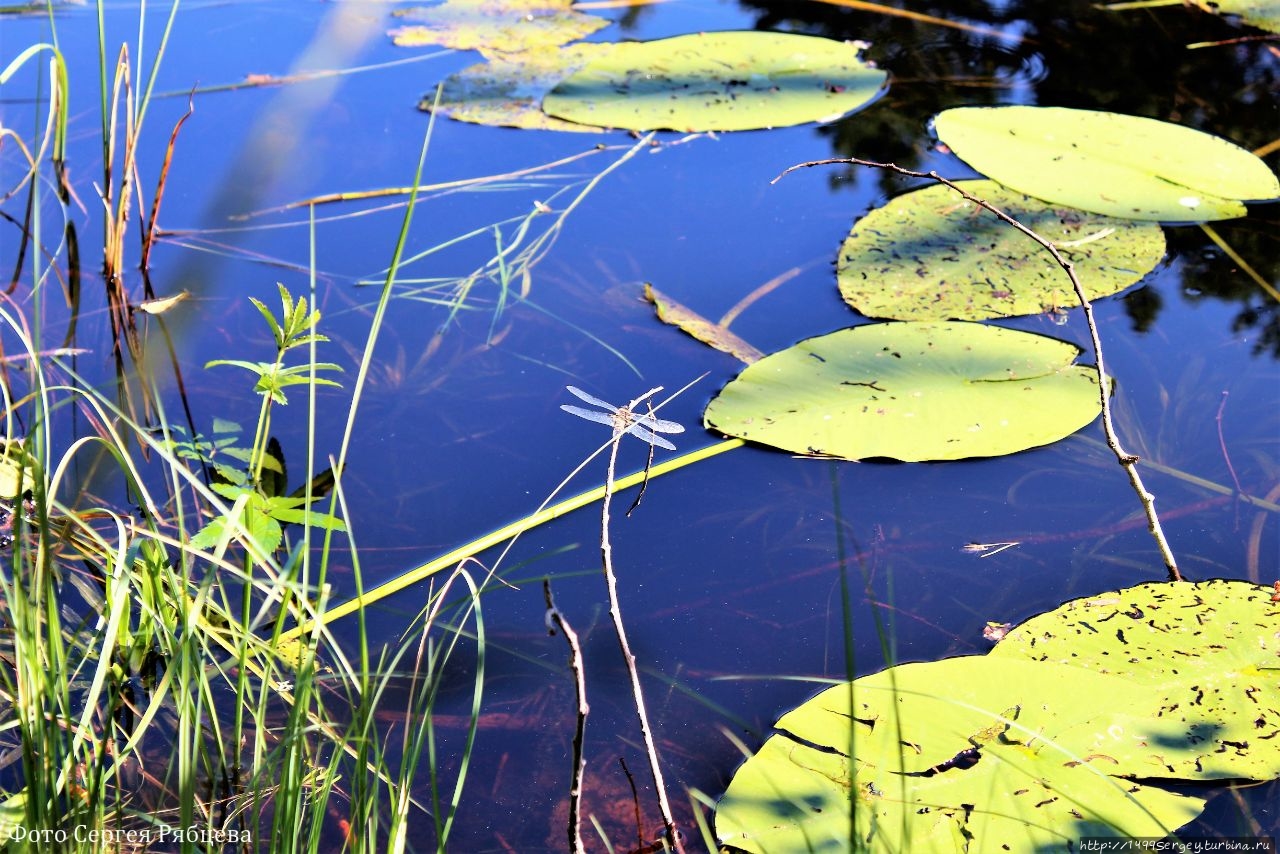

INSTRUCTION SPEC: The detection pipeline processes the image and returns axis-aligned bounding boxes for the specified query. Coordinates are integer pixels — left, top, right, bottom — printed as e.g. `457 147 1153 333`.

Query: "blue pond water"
3 0 1277 849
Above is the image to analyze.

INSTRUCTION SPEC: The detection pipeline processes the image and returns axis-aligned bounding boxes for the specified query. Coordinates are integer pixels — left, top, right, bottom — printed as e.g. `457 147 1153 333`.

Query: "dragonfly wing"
624 422 677 450
633 414 685 435
565 386 617 411
561 405 618 429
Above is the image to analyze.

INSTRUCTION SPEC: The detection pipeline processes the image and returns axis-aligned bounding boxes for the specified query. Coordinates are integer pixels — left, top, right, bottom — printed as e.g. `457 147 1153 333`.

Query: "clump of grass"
0 18 485 847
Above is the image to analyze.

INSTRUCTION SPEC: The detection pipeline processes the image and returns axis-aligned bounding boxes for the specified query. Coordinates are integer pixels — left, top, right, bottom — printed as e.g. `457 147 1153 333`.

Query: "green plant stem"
279 438 743 642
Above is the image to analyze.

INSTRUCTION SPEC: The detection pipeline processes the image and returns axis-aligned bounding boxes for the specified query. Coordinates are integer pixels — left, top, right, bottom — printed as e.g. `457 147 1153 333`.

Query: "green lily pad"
0 439 35 499
991 579 1280 780
542 31 887 132
427 45 609 132
703 322 1103 461
837 180 1167 321
1190 0 1280 34
390 0 609 53
934 106 1280 222
716 657 1205 853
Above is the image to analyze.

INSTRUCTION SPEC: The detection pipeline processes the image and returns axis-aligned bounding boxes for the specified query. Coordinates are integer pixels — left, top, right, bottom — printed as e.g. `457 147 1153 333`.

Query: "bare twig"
599 388 685 852
543 580 589 854
775 157 1183 581
619 756 645 852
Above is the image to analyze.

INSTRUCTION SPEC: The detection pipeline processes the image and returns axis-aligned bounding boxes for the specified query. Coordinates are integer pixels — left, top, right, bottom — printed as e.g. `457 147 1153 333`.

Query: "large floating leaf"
390 0 609 52
992 579 1280 780
542 31 887 132
1189 0 1280 34
428 45 609 132
716 657 1205 853
703 322 1103 461
934 106 1280 222
837 180 1166 321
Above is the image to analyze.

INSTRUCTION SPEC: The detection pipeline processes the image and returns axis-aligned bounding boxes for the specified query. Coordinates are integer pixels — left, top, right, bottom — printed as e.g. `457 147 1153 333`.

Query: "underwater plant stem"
600 429 684 853
1198 222 1279 302
775 158 1183 582
544 580 588 854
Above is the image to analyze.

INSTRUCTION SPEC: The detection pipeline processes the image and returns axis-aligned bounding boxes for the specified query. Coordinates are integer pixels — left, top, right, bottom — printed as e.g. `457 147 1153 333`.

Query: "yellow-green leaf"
427 45 609 131
704 322 1103 462
543 31 887 132
390 0 609 52
838 180 1166 320
934 106 1280 222
643 283 763 364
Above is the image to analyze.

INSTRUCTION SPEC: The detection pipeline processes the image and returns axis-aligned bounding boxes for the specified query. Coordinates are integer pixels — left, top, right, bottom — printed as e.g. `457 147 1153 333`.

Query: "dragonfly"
560 386 685 450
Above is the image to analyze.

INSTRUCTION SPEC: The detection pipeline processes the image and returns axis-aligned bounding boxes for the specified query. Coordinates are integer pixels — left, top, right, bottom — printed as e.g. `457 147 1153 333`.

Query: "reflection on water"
2 0 1277 848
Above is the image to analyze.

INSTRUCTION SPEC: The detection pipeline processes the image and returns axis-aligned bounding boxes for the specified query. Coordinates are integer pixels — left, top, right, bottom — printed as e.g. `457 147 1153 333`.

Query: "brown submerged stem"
543 580 589 854
775 157 1183 582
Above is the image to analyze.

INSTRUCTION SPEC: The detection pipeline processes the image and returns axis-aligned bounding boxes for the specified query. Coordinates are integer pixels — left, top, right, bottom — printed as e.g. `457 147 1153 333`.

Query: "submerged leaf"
428 45 610 131
934 106 1280 222
391 0 609 52
135 290 190 315
704 322 1103 461
644 283 763 364
543 31 887 132
838 180 1166 320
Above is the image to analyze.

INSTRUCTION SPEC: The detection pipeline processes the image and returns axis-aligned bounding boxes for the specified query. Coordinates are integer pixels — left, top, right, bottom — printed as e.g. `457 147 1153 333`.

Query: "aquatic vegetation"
391 0 610 52
542 32 887 132
2 0 1276 850
933 107 1280 222
413 29 887 132
837 180 1166 321
717 580 1280 850
704 322 1106 462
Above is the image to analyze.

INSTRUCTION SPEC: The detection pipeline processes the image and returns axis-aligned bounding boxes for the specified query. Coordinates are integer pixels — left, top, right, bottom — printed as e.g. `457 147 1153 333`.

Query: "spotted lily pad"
703 321 1103 461
428 45 610 131
716 657 1206 853
934 107 1280 222
838 180 1167 321
1189 0 1280 34
390 0 609 52
991 579 1280 780
542 31 888 132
